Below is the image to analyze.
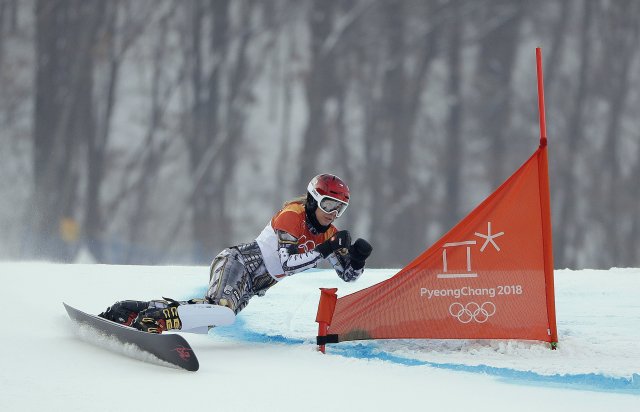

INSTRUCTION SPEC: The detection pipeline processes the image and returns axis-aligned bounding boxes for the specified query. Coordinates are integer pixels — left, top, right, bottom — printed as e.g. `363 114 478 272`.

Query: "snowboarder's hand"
315 230 351 258
349 238 372 270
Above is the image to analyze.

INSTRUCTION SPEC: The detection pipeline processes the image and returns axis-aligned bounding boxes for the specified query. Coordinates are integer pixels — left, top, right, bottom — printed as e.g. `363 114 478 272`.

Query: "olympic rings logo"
448 301 496 323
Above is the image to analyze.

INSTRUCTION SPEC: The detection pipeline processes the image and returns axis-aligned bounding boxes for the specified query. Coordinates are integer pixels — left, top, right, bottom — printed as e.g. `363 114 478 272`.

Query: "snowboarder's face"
315 206 337 226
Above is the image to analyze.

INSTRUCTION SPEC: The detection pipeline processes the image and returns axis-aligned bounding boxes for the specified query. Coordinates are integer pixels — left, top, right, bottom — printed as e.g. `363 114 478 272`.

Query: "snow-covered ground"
0 262 638 411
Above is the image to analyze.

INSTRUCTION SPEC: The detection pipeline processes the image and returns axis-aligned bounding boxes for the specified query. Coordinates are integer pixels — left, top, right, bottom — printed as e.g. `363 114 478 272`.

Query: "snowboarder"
99 173 372 334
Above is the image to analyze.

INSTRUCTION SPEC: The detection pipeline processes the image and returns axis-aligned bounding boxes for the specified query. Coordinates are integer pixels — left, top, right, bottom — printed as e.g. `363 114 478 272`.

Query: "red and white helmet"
307 174 350 217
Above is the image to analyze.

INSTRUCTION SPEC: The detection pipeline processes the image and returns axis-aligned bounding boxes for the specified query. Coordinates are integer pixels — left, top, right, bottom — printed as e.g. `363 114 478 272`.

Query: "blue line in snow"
210 316 639 395
328 343 640 395
211 317 307 345
187 289 638 394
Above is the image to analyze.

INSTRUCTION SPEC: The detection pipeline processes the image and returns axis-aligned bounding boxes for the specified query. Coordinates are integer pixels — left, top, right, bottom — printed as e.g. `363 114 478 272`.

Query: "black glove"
349 238 372 270
315 230 351 258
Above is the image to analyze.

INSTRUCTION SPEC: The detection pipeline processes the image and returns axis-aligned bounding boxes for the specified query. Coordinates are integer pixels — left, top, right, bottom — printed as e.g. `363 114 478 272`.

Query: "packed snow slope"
0 262 638 412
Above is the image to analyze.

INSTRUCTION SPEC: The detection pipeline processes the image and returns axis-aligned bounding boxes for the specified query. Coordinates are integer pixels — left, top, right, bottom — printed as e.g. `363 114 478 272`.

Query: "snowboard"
64 303 200 371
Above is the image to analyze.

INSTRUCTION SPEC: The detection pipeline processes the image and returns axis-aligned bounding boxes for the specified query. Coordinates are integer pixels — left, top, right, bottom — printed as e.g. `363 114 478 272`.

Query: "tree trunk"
599 0 639 266
443 0 463 232
298 0 340 189
554 0 592 268
33 0 102 261
474 0 523 188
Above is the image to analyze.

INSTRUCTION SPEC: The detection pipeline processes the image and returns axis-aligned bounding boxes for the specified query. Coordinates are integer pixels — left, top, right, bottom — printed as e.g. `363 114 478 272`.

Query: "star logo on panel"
474 222 504 252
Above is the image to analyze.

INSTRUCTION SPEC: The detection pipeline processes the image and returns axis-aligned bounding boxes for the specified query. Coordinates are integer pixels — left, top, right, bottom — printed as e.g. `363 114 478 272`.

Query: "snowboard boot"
98 300 150 326
131 298 183 334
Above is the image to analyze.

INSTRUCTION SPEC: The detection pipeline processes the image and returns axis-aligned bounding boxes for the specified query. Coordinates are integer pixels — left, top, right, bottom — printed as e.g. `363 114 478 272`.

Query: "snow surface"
0 262 638 411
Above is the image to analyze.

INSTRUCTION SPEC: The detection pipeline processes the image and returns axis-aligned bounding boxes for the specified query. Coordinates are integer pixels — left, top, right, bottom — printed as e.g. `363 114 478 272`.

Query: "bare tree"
595 0 640 266
180 0 260 261
442 0 463 232
542 0 570 90
123 3 182 264
32 0 105 260
472 0 524 188
84 0 153 262
10 0 640 268
298 0 342 187
554 0 593 268
359 1 443 265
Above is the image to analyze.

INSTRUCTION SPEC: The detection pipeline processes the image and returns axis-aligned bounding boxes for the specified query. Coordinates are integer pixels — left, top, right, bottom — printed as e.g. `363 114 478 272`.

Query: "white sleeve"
276 230 323 276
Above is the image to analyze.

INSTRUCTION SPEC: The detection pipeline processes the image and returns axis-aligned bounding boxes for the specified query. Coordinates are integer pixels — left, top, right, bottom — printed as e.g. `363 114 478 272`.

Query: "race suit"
205 202 363 314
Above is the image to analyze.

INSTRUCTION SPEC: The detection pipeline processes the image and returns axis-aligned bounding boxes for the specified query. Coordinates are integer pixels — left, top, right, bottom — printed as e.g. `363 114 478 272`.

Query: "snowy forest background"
1 0 639 269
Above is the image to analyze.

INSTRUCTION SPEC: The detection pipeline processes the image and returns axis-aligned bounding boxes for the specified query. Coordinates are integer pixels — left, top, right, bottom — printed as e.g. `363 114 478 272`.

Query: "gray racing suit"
205 230 363 314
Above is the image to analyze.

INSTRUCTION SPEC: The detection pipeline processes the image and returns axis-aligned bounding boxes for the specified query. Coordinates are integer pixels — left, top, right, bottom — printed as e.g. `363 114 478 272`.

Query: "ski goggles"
317 196 349 217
